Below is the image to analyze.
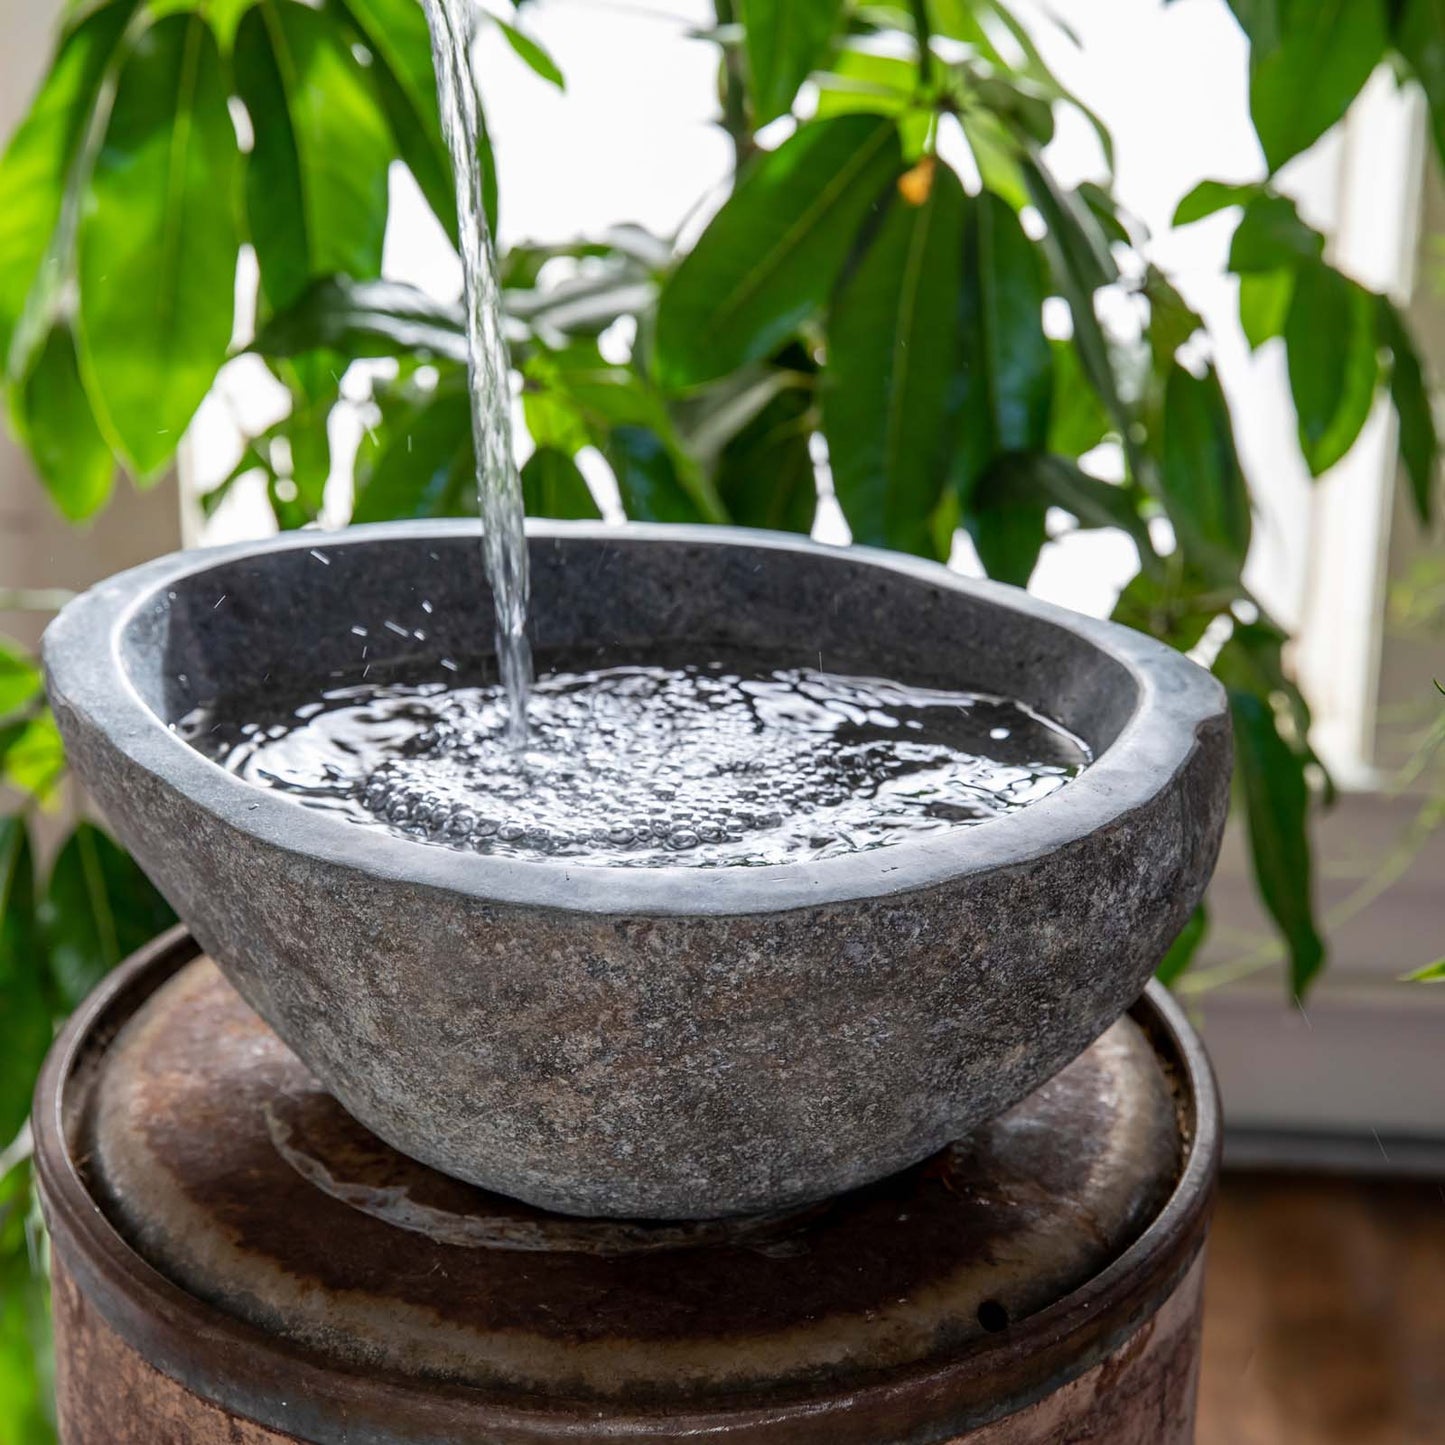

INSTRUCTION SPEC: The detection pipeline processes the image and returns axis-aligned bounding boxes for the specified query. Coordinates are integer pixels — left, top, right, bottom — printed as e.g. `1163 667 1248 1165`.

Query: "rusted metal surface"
52 1258 304 1445
37 929 1221 1445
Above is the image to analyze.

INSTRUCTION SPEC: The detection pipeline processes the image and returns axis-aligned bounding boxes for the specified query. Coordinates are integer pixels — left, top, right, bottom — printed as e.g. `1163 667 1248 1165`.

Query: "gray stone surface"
44 522 1231 1219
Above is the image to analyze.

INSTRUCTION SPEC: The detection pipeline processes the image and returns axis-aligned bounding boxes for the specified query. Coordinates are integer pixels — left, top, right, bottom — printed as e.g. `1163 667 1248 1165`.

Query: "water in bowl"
181 656 1089 868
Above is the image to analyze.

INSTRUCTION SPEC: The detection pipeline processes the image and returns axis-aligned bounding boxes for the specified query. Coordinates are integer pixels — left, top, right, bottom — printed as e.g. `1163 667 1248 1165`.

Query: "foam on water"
183 660 1090 868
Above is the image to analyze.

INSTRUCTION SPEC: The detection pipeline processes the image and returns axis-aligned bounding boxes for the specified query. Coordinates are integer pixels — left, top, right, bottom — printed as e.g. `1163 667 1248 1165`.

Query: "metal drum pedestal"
35 929 1220 1445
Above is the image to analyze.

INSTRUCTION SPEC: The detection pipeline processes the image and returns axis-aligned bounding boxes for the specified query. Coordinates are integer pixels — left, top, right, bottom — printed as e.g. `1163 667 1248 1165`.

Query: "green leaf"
1407 957 1445 981
1214 655 1325 999
15 324 114 522
824 159 968 555
740 0 845 124
982 452 1151 550
1285 263 1380 476
1227 193 1324 273
1047 338 1112 457
1143 266 1205 374
2 714 66 810
330 0 461 237
0 819 50 1147
352 372 477 522
1112 571 1226 652
235 1 393 314
1156 904 1208 987
967 469 1047 585
253 276 467 364
607 425 707 522
520 447 599 520
1250 0 1387 172
714 381 817 533
1377 295 1438 523
1021 155 1135 475
1161 363 1252 584
0 643 41 722
1238 268 1294 349
0 0 141 375
1224 0 1281 51
42 822 177 1012
494 17 564 89
956 188 1053 490
654 114 902 388
1395 0 1445 170
0 1161 56 1445
76 13 242 479
1172 179 1260 226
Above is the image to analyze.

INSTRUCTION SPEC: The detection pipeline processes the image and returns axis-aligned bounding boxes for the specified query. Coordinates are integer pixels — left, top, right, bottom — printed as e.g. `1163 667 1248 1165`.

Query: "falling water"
422 0 532 744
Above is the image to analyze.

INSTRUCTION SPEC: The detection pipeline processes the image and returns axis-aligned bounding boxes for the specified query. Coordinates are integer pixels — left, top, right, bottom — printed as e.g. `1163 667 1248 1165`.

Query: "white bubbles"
195 660 1090 868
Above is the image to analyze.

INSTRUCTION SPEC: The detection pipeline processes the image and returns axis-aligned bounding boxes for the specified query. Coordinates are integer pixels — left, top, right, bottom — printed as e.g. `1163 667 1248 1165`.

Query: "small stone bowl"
44 522 1230 1219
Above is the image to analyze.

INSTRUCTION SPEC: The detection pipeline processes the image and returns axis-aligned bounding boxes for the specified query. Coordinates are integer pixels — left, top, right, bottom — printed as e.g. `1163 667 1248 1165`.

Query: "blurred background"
2 1 1443 1440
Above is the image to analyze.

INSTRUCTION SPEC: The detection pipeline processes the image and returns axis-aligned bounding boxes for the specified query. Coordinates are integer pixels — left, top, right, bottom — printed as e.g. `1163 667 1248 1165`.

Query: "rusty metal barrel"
35 928 1220 1444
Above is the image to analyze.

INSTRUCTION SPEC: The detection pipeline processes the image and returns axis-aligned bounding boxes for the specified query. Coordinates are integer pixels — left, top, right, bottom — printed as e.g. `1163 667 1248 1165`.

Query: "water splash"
185 660 1090 868
422 0 532 745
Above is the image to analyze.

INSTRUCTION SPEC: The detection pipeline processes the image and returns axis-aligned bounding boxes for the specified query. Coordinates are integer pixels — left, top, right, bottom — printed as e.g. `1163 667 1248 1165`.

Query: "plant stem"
712 0 757 170
910 0 936 86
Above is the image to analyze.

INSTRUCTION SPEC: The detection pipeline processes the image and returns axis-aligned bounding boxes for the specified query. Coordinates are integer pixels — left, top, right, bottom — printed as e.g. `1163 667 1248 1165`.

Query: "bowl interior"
118 530 1139 759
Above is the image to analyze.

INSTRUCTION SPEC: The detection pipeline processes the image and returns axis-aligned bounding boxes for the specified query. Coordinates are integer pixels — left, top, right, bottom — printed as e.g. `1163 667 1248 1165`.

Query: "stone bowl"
44 521 1230 1219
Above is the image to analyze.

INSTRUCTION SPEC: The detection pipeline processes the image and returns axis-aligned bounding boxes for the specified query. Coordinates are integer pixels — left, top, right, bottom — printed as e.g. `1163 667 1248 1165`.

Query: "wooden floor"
1196 1173 1445 1444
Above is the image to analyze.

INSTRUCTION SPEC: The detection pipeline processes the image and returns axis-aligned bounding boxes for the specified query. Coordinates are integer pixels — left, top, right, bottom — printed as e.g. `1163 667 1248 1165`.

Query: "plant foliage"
2 0 1445 1425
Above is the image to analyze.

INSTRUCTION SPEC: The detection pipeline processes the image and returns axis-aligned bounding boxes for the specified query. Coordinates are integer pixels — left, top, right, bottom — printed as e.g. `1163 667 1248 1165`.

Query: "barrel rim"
34 926 1220 1445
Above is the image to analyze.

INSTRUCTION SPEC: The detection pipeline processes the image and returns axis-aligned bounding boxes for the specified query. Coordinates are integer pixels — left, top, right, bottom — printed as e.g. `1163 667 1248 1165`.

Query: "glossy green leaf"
1228 193 1324 273
1215 651 1325 999
1155 905 1208 987
352 373 476 522
520 447 600 519
253 276 466 364
740 0 844 124
654 115 902 388
1161 363 1252 584
1378 295 1438 523
1285 264 1380 476
42 823 176 1012
824 159 968 555
607 425 707 522
0 0 140 375
331 0 461 236
76 14 241 479
1250 0 1387 172
495 17 565 89
714 381 817 533
236 2 393 313
967 469 1047 586
953 187 1053 499
0 819 49 1147
0 643 41 722
1238 268 1294 349
16 324 113 522
1172 178 1260 226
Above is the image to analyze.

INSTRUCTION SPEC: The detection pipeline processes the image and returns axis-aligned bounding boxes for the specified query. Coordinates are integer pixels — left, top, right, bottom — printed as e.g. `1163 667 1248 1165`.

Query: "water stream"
422 0 533 744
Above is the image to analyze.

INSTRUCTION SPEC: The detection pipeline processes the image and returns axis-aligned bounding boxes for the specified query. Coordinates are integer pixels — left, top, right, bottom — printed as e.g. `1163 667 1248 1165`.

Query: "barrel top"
71 941 1183 1405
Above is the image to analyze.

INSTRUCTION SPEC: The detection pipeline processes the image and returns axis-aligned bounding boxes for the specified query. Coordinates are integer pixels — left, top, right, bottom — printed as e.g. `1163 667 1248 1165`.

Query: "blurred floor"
1197 1173 1445 1444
